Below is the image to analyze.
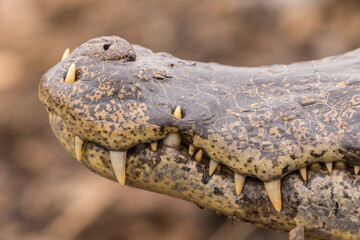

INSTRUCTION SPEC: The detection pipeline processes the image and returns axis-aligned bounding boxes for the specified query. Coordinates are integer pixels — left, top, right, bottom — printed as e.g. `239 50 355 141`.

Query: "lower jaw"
50 112 360 239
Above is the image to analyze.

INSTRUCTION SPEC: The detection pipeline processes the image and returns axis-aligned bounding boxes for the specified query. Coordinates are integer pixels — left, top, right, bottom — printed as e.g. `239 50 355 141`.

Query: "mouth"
49 109 360 239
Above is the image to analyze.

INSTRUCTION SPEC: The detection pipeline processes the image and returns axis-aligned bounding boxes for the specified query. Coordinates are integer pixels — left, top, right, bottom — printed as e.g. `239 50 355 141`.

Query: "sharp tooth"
264 179 281 213
299 167 307 181
163 133 181 148
325 162 333 173
334 161 346 170
234 173 246 196
150 142 158 151
194 149 203 163
209 159 218 176
61 48 70 61
188 144 196 156
75 135 85 161
355 165 360 174
110 151 127 185
310 162 321 171
64 63 76 83
173 106 182 119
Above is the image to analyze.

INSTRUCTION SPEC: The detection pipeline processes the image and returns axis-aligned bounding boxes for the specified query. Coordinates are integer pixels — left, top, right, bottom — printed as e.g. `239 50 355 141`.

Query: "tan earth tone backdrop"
1 0 360 239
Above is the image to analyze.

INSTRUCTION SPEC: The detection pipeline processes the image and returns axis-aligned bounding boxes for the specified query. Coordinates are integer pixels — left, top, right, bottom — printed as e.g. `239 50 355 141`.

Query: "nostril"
103 44 111 51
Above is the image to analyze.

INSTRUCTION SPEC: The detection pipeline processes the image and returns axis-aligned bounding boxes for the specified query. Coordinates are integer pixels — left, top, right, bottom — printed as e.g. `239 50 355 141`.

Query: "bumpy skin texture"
48 112 360 240
39 36 360 239
39 36 360 182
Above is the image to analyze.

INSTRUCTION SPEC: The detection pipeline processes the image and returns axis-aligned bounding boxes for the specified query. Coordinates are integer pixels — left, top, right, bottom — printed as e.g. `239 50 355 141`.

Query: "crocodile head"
39 36 360 239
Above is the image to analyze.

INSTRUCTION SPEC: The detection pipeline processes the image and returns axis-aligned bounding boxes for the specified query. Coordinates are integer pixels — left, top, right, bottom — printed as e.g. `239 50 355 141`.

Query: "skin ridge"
39 36 360 238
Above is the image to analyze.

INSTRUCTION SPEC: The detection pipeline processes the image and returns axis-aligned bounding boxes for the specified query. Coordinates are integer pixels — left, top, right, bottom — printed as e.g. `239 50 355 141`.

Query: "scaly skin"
39 36 360 239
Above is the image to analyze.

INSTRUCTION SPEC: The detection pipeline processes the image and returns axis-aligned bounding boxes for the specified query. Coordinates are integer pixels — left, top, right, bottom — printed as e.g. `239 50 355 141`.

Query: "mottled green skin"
39 36 360 238
48 111 360 240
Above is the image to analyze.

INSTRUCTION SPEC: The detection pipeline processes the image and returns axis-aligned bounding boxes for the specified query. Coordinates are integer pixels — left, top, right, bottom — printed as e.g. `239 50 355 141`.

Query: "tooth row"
73 129 359 215
299 161 360 177
70 103 359 214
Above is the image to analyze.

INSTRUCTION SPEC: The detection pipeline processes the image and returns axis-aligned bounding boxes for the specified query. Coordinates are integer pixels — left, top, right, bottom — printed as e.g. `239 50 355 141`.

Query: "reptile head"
40 36 360 229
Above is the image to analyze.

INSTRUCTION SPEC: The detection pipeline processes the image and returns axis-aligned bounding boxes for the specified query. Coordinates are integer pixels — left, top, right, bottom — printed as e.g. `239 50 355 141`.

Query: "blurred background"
1 0 360 239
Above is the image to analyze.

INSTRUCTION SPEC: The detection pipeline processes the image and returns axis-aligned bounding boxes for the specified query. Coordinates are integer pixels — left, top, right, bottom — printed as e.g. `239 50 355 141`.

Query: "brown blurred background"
1 0 360 239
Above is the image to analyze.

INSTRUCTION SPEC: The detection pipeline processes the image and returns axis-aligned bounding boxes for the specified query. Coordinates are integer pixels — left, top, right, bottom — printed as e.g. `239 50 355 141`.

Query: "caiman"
39 36 360 240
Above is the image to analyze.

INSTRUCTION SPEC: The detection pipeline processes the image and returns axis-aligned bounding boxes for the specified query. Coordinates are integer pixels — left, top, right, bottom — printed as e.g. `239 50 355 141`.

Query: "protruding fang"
334 161 346 170
173 106 182 119
194 149 203 163
355 165 360 174
64 63 76 83
110 151 127 185
264 179 281 213
325 162 333 173
188 144 196 156
234 173 246 196
150 142 158 151
310 162 321 171
299 167 307 181
163 133 181 148
75 135 85 161
209 159 218 176
61 48 70 61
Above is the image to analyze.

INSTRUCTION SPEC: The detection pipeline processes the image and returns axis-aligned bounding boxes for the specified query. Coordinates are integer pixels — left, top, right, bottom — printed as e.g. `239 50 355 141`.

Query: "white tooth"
194 149 203 163
61 48 70 61
173 106 182 119
264 179 281 213
209 159 218 176
110 151 127 185
234 173 246 196
325 162 333 173
163 133 181 148
355 165 360 175
334 161 346 170
75 135 85 161
150 142 158 151
188 144 196 156
64 63 76 83
299 167 307 181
